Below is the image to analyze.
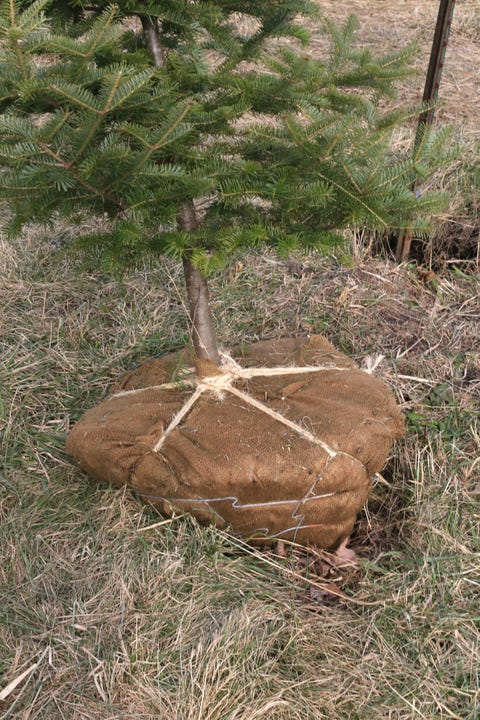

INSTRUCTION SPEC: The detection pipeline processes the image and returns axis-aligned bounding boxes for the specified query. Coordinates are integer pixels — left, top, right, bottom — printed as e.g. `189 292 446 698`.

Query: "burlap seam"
135 468 360 540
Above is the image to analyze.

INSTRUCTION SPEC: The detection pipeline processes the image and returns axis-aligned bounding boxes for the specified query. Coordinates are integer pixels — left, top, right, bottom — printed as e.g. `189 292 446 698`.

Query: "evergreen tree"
0 0 449 363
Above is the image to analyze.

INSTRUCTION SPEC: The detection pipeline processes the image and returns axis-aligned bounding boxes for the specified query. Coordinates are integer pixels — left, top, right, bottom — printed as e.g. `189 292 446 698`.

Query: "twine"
114 351 361 459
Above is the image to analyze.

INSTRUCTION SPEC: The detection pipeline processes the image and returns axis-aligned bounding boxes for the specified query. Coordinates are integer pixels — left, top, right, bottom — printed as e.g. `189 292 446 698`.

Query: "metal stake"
395 0 456 262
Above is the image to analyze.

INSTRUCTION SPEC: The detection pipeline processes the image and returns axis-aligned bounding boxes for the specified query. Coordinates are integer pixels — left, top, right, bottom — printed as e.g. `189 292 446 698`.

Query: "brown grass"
1 229 479 718
315 0 479 130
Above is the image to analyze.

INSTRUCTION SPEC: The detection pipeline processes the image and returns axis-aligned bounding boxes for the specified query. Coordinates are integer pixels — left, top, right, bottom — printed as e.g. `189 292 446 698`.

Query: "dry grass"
1 2 480 718
1 229 479 719
314 0 479 128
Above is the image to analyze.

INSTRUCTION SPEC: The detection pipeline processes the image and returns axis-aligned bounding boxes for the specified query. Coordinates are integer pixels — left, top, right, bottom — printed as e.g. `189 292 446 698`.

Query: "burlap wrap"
66 335 404 549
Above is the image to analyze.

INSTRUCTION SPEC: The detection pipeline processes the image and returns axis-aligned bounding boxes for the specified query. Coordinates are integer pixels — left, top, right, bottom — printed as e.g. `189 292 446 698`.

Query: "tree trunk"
178 203 221 365
139 15 165 68
140 12 221 366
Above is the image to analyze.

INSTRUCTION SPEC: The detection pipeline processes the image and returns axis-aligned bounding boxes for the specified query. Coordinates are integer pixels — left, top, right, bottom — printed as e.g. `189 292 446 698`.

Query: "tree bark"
179 203 221 365
139 15 165 68
140 12 221 366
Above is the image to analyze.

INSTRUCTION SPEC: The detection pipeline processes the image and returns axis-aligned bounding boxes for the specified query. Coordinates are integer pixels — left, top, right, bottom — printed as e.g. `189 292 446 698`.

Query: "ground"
0 1 479 718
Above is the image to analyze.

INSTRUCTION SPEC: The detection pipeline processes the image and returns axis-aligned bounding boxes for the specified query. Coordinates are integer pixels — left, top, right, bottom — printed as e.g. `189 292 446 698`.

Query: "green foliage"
0 0 451 273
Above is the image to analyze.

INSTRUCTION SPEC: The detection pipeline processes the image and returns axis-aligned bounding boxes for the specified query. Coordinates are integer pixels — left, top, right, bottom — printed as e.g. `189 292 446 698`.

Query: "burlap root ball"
66 335 404 549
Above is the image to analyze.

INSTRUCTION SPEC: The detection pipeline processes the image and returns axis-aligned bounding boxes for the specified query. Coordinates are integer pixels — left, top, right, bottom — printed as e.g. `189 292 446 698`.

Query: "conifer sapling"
0 0 449 364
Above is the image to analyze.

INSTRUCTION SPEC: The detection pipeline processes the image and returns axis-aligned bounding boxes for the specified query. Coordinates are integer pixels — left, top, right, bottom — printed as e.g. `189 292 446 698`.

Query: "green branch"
8 0 28 82
38 142 126 213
